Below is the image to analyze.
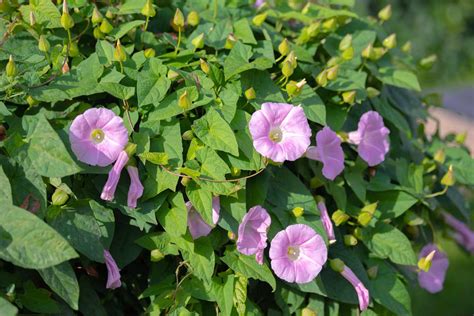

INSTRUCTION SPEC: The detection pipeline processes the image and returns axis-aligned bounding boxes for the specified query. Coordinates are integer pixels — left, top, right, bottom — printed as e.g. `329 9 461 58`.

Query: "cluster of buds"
280 51 297 78
361 42 386 61
316 64 338 87
357 202 378 227
339 34 354 60
296 21 320 44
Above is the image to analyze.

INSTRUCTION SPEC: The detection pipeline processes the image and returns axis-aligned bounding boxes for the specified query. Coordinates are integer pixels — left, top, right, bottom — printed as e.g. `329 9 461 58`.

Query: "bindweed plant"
0 0 473 315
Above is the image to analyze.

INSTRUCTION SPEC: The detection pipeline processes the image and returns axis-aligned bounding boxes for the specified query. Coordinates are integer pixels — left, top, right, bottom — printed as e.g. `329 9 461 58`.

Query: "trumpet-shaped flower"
126 166 143 208
237 205 271 264
417 244 449 293
69 108 128 167
249 103 311 163
269 224 327 284
306 127 345 180
100 151 129 201
187 197 220 239
443 212 474 253
348 111 390 166
341 265 370 310
104 250 121 289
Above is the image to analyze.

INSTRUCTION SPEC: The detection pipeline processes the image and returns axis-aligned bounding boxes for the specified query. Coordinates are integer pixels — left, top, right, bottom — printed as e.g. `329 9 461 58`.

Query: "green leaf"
38 262 80 310
212 275 235 316
99 82 135 100
292 85 326 125
233 19 257 45
174 235 215 285
137 58 171 107
157 192 188 237
241 70 285 105
0 166 12 205
19 282 60 314
196 146 230 180
224 42 272 80
344 167 367 202
0 205 78 269
111 20 146 40
369 190 418 219
27 114 81 178
221 248 276 291
0 297 18 316
378 68 421 92
362 222 417 265
192 108 239 156
186 181 213 225
139 152 169 165
19 0 61 29
325 69 367 91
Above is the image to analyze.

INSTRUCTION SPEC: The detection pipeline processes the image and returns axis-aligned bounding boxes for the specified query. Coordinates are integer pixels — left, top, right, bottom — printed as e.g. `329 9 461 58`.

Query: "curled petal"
126 166 144 208
341 266 370 311
237 205 271 264
104 250 121 290
307 127 345 180
318 201 336 244
100 151 129 201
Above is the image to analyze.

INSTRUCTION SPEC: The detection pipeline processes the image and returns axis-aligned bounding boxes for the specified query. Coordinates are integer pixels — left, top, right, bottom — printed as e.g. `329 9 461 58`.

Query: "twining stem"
425 186 448 198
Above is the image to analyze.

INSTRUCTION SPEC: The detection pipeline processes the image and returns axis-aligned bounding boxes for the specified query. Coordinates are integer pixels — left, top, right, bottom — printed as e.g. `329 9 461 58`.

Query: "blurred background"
356 1 474 315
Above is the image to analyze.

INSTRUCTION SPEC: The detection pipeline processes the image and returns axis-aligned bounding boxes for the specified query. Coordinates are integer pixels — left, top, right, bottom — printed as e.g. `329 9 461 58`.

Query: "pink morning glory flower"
317 201 336 244
254 0 265 8
101 151 129 201
249 103 311 163
186 197 220 239
341 265 370 311
443 212 474 253
418 244 449 293
269 224 328 284
126 166 143 209
306 127 345 180
237 205 271 264
69 108 128 167
104 250 121 289
348 111 390 166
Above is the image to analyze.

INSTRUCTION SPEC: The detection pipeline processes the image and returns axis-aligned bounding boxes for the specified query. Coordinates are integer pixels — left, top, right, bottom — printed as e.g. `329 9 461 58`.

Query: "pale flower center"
287 245 300 261
90 128 105 144
269 127 283 143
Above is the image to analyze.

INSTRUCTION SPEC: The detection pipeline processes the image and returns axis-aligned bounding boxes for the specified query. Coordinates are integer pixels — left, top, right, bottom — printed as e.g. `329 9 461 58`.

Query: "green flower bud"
327 56 341 67
339 34 352 51
60 1 74 30
366 87 380 98
301 307 317 316
68 41 79 57
167 69 179 80
91 6 103 24
144 47 156 58
344 234 358 246
372 47 386 60
353 227 363 240
173 8 185 29
329 258 345 273
401 41 412 53
455 131 467 145
341 46 354 60
316 69 328 87
178 90 192 110
191 33 205 49
440 165 455 187
433 149 445 163
378 4 392 22
361 43 375 59
307 21 320 37
6 55 16 77
419 54 437 69
29 11 36 26
382 33 397 49
231 167 241 177
224 33 237 49
252 12 267 26
326 65 339 80
150 249 165 262
180 177 191 187
310 176 323 189
105 9 114 19
281 60 294 78
245 87 256 100
187 11 200 27
403 211 425 226
52 188 69 206
332 209 349 226
26 95 39 107
182 130 194 140
367 265 378 279
278 38 291 57
286 79 306 97
200 58 210 74
99 19 113 34
93 27 105 39
357 202 377 226
114 39 126 62
141 0 156 18
38 35 50 53
417 249 436 272
228 231 236 240
292 206 304 218
322 18 337 32
124 143 137 156
285 51 297 68
342 90 356 104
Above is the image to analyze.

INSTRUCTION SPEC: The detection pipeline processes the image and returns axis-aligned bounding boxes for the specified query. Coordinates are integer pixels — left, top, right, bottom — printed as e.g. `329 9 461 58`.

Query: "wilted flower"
443 212 474 253
348 111 390 166
417 244 449 293
186 197 220 239
104 250 121 289
333 259 369 311
237 205 271 264
306 127 345 180
269 224 328 284
69 108 128 167
317 201 336 244
101 151 129 201
126 166 143 208
249 103 311 163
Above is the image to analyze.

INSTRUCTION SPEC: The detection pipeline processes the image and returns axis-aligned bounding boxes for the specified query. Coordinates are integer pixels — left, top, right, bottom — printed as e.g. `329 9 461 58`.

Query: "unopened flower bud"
29 11 36 26
26 95 39 107
378 4 392 22
124 143 137 157
301 307 317 316
372 47 386 60
329 258 345 273
167 69 179 80
278 38 291 57
419 54 437 69
228 231 236 240
62 60 70 74
231 167 241 177
307 22 320 37
93 27 105 39
342 90 356 104
38 35 50 53
455 131 467 145
353 227 363 240
339 34 352 51
114 39 126 62
341 46 354 60
200 58 210 74
99 19 113 34
326 65 339 80
310 176 323 189
367 265 378 279
366 87 380 98
403 211 424 226
91 6 103 24
180 177 191 187
332 209 349 226
245 87 256 100
322 18 337 32
286 79 306 97
382 33 397 49
285 51 297 68
144 47 156 58
361 43 375 59
357 212 372 227
344 234 358 246
224 33 237 49
417 250 436 272
179 90 192 110
292 207 304 218
433 149 445 164
150 249 164 262
252 12 267 26
316 69 328 87
440 165 455 187
281 60 294 78
187 11 200 26
141 0 156 18
68 41 79 57
52 188 69 206
182 130 194 140
327 56 340 67
6 55 16 77
402 41 412 53
60 1 75 30
191 33 205 49
173 8 185 30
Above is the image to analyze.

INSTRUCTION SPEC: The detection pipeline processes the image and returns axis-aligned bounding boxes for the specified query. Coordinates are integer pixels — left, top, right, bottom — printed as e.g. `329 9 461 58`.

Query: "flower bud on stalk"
6 55 16 77
357 202 377 227
29 11 36 26
93 27 105 39
278 38 291 57
286 79 306 97
316 69 328 87
292 207 304 218
178 90 192 111
281 60 294 78
419 54 437 69
342 90 356 104
341 46 354 60
252 12 267 26
322 18 337 32
378 4 392 22
433 149 445 164
187 11 200 26
191 33 205 49
231 167 241 177
339 34 352 51
326 65 339 80
332 209 349 226
92 6 103 24
173 8 185 30
382 33 397 49
114 39 126 62
144 48 156 58
105 9 114 19
224 33 237 49
361 43 375 59
344 234 358 246
245 87 256 100
455 131 467 145
402 41 412 53
60 0 75 30
52 188 69 206
366 87 380 98
440 165 455 187
150 249 164 262
200 58 210 74
38 35 50 52
141 0 156 18
99 19 113 34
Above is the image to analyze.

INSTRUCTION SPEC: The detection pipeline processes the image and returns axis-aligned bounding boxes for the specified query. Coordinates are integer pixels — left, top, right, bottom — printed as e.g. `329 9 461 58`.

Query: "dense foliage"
0 0 473 315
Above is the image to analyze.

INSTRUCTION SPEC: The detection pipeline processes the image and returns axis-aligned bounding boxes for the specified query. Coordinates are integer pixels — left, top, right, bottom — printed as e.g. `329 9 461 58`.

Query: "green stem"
67 29 72 46
144 16 149 32
119 61 124 74
213 0 218 21
175 28 182 55
425 186 448 199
